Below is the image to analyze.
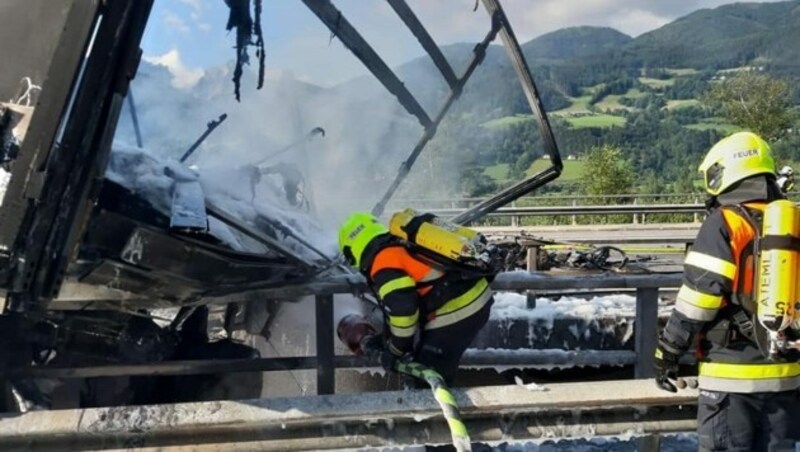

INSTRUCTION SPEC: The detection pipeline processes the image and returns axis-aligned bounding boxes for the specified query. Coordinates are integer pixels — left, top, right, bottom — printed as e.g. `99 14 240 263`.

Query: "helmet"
698 132 775 196
338 212 388 268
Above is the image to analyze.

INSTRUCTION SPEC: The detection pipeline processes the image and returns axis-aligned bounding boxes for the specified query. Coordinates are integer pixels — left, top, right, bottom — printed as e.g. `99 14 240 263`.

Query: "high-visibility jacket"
663 202 800 393
362 241 493 356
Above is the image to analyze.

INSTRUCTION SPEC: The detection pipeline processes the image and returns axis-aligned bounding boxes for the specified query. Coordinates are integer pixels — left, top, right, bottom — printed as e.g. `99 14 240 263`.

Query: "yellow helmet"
338 212 389 268
698 132 775 196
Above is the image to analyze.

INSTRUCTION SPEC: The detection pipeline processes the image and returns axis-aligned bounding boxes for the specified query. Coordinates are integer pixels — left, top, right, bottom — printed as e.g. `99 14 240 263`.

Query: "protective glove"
361 335 410 372
654 341 681 393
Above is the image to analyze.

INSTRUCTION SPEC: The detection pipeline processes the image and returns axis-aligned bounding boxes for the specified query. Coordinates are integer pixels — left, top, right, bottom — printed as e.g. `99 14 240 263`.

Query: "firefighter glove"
654 341 681 393
361 335 408 373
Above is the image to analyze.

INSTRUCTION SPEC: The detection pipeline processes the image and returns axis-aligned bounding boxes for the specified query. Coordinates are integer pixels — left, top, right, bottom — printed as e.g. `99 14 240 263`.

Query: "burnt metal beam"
301 0 431 128
205 201 316 269
0 0 100 265
125 88 143 148
452 167 560 225
482 0 561 173
452 0 564 225
0 380 697 450
635 287 659 378
315 294 335 395
386 0 457 88
3 0 156 309
371 15 502 217
0 349 644 380
179 113 228 163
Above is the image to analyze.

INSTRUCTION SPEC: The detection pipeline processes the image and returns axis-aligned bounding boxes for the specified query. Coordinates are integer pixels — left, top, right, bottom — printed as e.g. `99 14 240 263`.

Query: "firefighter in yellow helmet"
655 132 800 451
338 212 494 384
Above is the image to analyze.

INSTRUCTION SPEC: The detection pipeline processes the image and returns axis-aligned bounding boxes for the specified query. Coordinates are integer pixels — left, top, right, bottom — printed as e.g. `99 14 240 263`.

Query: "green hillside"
613 1 800 69
521 26 632 61
384 0 800 198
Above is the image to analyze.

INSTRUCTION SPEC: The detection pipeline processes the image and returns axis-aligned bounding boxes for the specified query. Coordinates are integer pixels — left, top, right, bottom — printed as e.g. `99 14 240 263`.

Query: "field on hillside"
666 99 701 110
685 118 741 133
484 159 585 185
594 95 629 112
638 77 674 88
484 163 510 181
529 158 585 181
566 114 626 128
666 68 699 76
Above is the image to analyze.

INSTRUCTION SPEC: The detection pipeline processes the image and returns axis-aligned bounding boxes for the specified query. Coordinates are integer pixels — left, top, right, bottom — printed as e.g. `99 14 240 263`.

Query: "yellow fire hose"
364 345 472 451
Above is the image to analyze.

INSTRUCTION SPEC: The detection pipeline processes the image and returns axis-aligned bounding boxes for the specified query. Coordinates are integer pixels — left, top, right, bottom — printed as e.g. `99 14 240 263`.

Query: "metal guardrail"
4 272 684 395
0 379 697 450
431 202 706 226
1 273 690 452
428 203 705 217
393 191 800 207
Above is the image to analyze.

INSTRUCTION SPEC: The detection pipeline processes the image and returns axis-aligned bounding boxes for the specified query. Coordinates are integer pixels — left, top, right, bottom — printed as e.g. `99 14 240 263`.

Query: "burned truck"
0 0 562 411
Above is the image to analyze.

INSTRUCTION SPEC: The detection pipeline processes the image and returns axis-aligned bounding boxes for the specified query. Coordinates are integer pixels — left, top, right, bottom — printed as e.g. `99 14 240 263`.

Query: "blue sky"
142 0 784 89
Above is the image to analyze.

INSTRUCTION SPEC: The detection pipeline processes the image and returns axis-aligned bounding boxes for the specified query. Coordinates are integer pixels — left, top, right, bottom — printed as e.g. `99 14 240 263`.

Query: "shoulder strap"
729 306 757 343
716 205 764 346
723 204 761 237
403 241 496 279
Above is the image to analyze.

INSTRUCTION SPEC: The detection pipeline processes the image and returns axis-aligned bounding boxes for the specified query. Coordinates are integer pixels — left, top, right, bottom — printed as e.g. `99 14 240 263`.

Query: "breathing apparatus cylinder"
756 200 800 333
389 208 486 263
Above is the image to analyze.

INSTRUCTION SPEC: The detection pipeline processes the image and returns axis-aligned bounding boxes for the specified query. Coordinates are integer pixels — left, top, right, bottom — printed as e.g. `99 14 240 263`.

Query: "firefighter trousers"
413 296 494 385
698 388 800 451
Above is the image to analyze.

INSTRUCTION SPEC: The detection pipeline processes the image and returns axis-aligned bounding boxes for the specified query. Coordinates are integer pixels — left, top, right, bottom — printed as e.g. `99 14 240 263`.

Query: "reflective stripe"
700 361 800 379
389 322 417 338
389 309 418 338
419 269 444 283
684 251 736 279
378 276 416 299
675 299 718 321
389 311 419 328
699 362 800 392
676 285 723 309
426 283 492 330
437 279 489 316
387 341 405 356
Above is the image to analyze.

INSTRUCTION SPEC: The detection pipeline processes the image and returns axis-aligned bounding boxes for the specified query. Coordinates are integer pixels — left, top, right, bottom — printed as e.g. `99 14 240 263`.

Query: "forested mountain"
374 0 800 197
522 27 632 62
627 1 800 69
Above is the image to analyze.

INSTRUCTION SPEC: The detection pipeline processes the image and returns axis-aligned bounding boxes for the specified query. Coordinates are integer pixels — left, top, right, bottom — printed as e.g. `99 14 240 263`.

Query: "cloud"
167 0 783 87
174 0 210 32
143 49 204 89
404 0 784 42
176 0 204 16
164 10 190 34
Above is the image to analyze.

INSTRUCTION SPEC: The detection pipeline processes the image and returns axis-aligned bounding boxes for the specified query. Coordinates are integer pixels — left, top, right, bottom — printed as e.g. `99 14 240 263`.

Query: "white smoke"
114 59 426 235
111 4 527 253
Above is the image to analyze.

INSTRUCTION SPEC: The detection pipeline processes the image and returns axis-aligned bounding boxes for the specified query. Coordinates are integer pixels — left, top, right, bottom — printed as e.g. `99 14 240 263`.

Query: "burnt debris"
224 0 266 102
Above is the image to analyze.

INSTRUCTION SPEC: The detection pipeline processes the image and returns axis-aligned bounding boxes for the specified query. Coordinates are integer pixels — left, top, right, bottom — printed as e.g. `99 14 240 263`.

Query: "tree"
460 166 497 197
703 72 794 140
579 145 634 196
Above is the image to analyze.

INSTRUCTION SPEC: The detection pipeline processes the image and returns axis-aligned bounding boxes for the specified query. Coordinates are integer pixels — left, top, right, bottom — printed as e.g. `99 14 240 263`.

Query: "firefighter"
338 212 494 384
654 132 800 451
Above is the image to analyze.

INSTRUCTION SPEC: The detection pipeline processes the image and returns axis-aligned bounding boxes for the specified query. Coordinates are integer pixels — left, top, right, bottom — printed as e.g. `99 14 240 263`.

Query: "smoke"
105 3 555 374
111 2 534 252
114 59 429 233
